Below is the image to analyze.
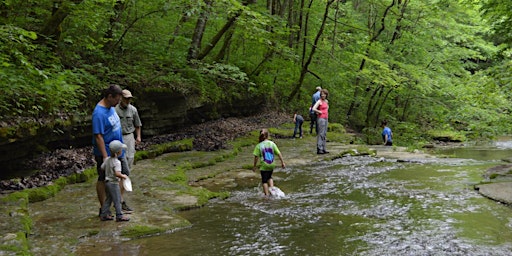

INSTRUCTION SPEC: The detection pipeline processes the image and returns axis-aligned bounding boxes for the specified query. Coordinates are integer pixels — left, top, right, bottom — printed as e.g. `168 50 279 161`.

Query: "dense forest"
1 0 512 146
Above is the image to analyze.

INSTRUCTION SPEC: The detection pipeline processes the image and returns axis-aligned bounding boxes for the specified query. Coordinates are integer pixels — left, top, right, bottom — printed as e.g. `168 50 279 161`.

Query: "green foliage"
328 123 346 133
1 0 512 144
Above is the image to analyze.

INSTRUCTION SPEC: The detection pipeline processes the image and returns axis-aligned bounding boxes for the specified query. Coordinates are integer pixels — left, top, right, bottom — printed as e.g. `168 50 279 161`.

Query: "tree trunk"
188 0 213 61
197 10 241 60
38 0 84 45
346 0 396 123
102 0 126 52
287 0 335 102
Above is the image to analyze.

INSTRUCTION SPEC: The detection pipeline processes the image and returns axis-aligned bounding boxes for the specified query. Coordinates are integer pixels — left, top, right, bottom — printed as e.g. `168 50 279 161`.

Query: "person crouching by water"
381 120 393 146
99 140 130 222
292 111 304 139
253 129 286 197
312 89 329 154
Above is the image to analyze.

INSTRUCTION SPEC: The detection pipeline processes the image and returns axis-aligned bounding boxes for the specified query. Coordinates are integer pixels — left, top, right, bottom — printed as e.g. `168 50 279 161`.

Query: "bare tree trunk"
197 10 241 60
168 4 193 47
188 0 213 61
287 0 336 102
295 0 306 45
213 25 235 62
346 0 396 122
38 0 84 45
102 0 126 52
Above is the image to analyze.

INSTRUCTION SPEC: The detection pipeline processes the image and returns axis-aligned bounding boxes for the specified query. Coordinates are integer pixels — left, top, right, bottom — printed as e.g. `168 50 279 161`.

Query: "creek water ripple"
110 153 512 255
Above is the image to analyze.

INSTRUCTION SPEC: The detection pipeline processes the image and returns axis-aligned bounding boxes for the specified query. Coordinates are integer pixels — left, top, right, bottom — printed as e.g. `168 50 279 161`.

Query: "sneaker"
100 215 114 221
122 201 134 213
116 215 130 222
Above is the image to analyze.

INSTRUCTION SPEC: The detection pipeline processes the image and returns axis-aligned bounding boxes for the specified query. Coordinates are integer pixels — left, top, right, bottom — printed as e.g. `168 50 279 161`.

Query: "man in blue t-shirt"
92 84 125 216
381 120 393 146
309 86 322 134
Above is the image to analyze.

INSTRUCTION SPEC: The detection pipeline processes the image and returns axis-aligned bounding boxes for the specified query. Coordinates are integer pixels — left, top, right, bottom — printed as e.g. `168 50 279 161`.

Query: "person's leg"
119 157 134 213
317 118 327 153
127 157 134 170
123 133 135 170
323 120 328 152
262 183 270 196
293 121 299 138
298 120 303 138
309 113 315 134
95 156 106 214
100 182 113 220
261 171 272 196
107 182 128 221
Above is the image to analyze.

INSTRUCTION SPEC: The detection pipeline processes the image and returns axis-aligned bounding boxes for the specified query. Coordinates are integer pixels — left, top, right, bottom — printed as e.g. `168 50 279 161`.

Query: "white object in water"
269 186 285 198
123 176 133 192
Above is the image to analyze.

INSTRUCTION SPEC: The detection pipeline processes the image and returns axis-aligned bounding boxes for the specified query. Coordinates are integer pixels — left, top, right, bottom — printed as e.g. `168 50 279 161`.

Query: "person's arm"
278 152 286 168
293 114 297 123
95 134 108 160
312 100 321 115
135 126 141 144
115 170 128 179
253 156 259 172
133 107 142 144
384 134 388 144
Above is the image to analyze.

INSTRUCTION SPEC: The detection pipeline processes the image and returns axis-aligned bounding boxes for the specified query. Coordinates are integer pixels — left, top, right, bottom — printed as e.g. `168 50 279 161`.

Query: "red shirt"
317 100 329 119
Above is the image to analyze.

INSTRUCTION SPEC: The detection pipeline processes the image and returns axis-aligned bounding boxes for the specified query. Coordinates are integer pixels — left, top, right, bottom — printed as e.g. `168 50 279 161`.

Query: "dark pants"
309 112 318 134
293 119 303 138
101 181 123 218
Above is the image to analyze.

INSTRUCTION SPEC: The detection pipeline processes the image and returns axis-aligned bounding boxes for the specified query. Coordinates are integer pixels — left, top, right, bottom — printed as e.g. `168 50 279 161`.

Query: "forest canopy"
1 0 512 145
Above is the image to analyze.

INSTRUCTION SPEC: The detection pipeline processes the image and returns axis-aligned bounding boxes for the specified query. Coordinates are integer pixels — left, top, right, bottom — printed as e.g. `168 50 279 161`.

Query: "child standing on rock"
99 140 130 222
253 129 286 196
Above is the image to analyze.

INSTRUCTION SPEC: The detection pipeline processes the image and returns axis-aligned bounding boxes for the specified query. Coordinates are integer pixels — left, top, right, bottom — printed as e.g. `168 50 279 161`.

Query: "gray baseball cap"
109 140 127 153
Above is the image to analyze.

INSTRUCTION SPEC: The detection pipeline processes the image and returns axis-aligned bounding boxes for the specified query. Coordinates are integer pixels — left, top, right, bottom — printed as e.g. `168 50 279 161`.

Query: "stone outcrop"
0 90 265 179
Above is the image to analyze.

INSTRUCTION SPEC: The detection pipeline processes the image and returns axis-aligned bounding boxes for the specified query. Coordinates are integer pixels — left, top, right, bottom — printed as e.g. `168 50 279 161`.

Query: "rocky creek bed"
1 112 512 255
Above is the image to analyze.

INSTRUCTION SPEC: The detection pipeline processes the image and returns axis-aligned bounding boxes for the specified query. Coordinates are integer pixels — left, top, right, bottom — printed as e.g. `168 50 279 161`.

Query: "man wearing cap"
309 86 322 134
115 89 142 213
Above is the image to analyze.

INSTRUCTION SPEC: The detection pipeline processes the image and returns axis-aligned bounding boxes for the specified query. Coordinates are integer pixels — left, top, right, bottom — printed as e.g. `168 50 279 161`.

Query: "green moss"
121 225 168 238
0 232 30 254
166 169 187 184
135 139 193 162
181 187 230 208
27 182 64 202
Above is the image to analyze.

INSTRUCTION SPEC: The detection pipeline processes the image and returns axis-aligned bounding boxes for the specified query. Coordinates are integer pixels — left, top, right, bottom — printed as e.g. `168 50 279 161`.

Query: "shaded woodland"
1 0 512 146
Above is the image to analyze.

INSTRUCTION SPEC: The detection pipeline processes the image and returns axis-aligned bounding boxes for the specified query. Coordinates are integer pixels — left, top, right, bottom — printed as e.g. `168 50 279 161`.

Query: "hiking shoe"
116 216 130 222
122 201 134 213
100 215 114 221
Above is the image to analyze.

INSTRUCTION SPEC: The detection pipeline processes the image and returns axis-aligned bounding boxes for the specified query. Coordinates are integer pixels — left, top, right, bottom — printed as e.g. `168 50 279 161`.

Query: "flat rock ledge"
475 182 512 205
475 163 512 205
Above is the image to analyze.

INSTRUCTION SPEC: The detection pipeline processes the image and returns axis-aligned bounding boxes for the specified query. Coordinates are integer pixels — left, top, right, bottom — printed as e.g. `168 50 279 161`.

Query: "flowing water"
74 141 512 256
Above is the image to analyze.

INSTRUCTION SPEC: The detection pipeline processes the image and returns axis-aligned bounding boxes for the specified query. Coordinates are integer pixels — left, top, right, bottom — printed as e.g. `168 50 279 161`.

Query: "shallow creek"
76 141 512 255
